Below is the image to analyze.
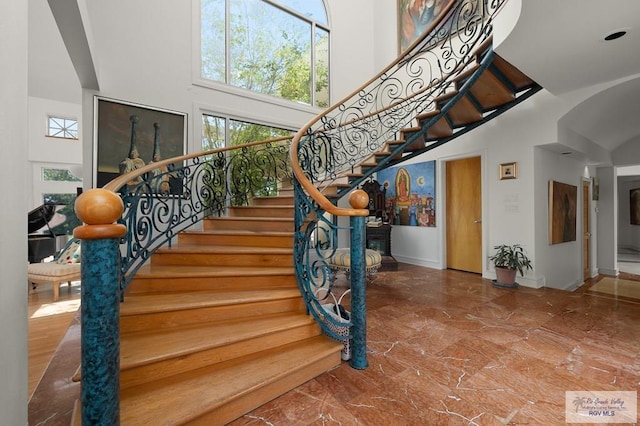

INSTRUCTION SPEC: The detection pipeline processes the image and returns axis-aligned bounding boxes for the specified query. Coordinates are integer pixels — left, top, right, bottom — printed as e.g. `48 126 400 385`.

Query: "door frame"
582 177 592 280
440 150 487 275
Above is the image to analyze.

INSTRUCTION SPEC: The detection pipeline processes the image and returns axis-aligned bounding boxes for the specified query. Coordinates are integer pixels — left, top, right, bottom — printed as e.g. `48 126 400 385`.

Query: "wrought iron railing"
102 137 293 291
290 0 508 369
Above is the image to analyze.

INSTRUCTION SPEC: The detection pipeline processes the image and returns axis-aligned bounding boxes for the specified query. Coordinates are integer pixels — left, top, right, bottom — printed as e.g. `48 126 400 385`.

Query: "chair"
327 248 382 281
28 238 81 301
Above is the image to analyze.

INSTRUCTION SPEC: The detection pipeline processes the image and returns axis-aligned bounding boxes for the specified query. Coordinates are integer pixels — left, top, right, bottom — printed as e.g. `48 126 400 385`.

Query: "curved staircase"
116 195 343 424
34 1 549 425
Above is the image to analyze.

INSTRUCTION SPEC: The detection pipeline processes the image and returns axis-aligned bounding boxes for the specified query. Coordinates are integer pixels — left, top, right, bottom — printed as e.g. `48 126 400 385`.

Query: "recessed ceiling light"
561 151 572 155
603 29 627 41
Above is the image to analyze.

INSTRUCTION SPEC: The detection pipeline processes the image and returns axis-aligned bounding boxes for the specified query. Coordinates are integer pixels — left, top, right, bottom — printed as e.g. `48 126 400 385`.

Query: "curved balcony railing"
100 137 294 291
290 0 508 368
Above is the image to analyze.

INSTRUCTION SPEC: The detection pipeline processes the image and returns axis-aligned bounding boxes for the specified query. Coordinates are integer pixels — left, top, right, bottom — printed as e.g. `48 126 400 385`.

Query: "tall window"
200 0 329 108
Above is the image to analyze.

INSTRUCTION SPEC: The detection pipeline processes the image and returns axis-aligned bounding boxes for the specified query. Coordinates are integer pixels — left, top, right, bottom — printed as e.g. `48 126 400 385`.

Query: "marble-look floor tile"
32 264 640 425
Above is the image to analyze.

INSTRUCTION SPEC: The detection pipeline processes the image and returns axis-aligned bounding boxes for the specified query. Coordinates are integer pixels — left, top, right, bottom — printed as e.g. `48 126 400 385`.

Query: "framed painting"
93 96 187 194
377 160 436 227
631 188 640 225
499 162 517 180
548 180 577 244
397 0 455 53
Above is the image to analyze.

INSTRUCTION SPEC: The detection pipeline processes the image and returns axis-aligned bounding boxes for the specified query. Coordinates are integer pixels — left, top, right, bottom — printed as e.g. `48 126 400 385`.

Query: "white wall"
1 0 29 423
28 97 83 209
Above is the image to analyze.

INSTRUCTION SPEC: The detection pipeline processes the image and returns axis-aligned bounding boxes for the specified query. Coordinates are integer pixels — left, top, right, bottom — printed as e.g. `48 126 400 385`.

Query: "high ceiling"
31 0 640 157
495 0 640 154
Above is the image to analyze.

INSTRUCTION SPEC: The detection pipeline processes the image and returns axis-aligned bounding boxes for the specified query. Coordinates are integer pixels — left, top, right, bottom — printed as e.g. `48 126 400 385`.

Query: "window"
42 168 82 182
202 113 293 150
47 116 78 139
42 193 82 235
200 0 329 108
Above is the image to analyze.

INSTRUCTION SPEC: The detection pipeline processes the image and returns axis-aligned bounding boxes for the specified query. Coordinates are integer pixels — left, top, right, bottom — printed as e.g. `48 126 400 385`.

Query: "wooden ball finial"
349 189 369 210
75 188 124 225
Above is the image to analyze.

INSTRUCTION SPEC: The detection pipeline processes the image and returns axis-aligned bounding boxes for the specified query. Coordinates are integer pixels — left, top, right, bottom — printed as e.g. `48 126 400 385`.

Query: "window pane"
202 114 226 150
275 0 328 25
315 28 329 108
201 0 226 82
229 119 292 146
229 0 312 104
48 116 78 139
42 193 82 235
42 168 82 182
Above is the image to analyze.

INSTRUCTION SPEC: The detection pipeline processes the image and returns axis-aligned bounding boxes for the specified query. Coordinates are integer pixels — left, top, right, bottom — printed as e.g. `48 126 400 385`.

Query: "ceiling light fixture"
603 29 627 41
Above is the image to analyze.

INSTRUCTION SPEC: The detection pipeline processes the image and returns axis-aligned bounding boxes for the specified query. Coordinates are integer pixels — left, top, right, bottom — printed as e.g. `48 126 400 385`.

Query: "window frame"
194 0 330 111
46 115 79 140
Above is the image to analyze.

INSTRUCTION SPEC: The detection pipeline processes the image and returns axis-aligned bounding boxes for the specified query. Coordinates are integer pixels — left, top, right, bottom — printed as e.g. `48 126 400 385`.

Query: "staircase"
115 195 343 425
49 2 546 424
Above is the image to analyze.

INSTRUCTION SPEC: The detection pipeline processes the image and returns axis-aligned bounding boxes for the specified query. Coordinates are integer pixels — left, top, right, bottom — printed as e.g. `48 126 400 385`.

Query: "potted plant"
488 244 532 288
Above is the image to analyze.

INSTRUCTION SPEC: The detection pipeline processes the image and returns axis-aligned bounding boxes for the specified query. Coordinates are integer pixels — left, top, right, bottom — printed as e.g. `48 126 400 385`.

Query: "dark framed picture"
549 180 577 244
631 188 640 225
499 162 517 180
93 96 187 193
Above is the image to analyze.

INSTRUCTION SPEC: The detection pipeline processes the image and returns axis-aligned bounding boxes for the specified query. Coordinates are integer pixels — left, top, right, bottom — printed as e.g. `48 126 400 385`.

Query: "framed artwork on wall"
377 160 436 227
397 0 455 53
631 188 640 225
548 180 577 244
499 162 517 180
93 96 187 194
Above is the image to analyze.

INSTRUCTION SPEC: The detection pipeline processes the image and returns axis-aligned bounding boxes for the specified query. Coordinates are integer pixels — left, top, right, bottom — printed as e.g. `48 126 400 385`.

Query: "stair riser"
120 322 322 390
126 275 298 294
120 298 307 333
190 351 341 425
151 252 293 267
228 207 292 218
178 233 293 248
251 197 293 206
204 219 294 232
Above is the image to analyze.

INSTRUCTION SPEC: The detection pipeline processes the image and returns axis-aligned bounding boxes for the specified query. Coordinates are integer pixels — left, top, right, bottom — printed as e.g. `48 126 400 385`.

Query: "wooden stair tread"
157 245 293 254
120 289 303 316
182 229 294 237
120 336 342 424
207 216 293 222
134 264 295 277
120 313 317 369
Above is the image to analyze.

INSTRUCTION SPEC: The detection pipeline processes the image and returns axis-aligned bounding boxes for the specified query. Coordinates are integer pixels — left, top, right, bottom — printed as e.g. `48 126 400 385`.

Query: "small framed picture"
499 162 517 180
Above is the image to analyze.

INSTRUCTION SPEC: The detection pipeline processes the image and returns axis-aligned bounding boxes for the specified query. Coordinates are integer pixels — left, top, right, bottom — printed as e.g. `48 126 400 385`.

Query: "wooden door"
446 156 482 273
583 181 590 280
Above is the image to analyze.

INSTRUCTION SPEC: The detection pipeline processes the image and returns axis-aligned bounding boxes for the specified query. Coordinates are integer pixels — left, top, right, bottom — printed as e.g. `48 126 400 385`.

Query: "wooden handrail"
289 0 461 218
103 136 292 193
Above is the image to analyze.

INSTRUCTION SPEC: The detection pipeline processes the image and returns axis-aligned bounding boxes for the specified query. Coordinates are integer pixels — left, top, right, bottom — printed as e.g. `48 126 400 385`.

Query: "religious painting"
397 0 455 52
548 180 577 244
631 188 640 225
93 96 187 194
377 161 436 227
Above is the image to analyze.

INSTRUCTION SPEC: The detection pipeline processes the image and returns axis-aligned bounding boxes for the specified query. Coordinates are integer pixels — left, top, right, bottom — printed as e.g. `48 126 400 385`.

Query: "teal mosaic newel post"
74 189 127 426
348 190 369 370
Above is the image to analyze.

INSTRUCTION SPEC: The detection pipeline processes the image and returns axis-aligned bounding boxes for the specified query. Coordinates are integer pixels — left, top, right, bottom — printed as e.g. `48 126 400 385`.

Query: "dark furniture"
361 179 398 271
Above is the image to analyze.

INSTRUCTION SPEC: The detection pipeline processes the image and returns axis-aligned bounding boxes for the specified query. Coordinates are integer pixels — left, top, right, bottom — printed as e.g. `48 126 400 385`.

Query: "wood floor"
28 280 80 399
29 267 640 425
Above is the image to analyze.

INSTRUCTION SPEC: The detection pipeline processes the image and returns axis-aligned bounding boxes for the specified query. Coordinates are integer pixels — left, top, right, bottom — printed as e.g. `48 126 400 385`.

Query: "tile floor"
30 264 640 425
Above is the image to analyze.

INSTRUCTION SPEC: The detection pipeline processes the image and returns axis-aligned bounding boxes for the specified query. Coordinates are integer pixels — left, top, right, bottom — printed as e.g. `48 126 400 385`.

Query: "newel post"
74 189 127 425
348 189 369 369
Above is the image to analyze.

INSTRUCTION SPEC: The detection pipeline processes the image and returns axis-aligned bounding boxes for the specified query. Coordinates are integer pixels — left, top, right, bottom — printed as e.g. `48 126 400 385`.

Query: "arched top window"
200 0 330 108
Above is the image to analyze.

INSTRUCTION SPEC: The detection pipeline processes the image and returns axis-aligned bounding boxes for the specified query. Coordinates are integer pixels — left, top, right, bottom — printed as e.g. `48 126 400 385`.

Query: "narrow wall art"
548 180 577 244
